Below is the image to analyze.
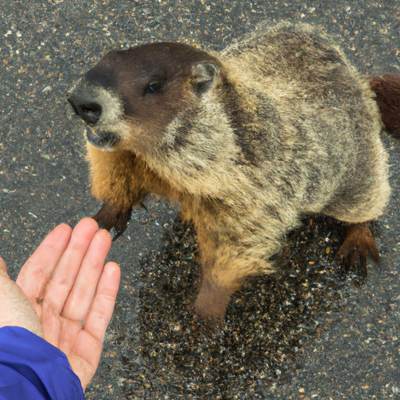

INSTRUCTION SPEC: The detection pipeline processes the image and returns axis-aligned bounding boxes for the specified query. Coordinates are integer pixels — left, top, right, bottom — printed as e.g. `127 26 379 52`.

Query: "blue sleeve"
0 326 85 400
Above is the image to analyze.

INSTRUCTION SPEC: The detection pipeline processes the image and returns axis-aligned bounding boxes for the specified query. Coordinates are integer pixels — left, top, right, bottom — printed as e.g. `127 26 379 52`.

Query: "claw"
140 201 148 213
112 230 124 242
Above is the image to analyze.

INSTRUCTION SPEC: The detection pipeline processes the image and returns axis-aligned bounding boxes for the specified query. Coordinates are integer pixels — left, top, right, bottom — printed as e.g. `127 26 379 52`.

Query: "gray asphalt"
1 1 399 399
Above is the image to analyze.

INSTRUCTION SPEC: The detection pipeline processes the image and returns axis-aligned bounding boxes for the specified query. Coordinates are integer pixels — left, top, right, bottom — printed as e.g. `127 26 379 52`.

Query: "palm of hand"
16 218 120 390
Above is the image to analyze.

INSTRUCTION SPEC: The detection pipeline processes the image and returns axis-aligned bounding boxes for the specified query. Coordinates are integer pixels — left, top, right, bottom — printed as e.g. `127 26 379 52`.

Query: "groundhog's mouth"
86 130 120 149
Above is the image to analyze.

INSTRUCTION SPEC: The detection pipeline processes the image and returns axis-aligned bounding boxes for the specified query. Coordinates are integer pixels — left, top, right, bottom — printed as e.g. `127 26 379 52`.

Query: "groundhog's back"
222 23 386 213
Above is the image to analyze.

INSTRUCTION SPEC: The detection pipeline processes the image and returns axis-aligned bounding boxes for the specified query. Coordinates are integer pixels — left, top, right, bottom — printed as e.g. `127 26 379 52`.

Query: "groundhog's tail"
369 74 400 138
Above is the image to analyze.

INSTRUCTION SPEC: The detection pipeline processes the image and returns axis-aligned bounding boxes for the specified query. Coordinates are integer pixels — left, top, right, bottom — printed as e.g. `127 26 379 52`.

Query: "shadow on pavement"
127 216 367 398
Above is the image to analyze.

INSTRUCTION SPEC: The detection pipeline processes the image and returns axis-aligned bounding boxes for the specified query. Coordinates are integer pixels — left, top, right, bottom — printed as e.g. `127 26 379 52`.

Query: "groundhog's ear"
191 62 220 94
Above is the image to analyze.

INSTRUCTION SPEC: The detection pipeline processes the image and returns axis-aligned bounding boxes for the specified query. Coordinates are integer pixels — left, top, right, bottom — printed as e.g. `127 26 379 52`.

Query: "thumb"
0 257 9 278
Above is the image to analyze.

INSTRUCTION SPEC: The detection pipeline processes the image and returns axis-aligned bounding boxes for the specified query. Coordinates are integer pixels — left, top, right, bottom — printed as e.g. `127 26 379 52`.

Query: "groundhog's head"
68 42 224 155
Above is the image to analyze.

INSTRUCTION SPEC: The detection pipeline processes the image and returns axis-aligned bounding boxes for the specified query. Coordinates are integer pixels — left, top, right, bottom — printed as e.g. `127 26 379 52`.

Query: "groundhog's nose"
68 95 102 126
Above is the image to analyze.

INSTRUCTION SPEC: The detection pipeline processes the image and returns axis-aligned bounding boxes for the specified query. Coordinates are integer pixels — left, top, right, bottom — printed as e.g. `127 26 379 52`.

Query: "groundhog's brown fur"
68 22 400 320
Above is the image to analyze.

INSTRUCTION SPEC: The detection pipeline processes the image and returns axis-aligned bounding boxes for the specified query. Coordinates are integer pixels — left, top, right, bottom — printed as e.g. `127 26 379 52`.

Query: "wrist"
0 276 43 337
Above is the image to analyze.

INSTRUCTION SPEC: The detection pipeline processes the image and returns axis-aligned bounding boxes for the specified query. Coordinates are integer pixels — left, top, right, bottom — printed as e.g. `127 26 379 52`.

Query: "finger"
84 262 120 343
62 229 112 321
0 256 9 278
16 224 72 300
43 218 99 315
71 262 120 378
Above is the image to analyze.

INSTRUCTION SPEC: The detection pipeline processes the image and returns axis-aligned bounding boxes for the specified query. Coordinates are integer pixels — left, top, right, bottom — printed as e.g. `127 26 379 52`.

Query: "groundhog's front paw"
93 203 132 240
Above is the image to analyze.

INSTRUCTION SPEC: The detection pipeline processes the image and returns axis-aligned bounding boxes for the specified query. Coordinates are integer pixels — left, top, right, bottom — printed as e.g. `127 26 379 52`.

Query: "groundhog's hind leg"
323 139 390 274
336 222 379 277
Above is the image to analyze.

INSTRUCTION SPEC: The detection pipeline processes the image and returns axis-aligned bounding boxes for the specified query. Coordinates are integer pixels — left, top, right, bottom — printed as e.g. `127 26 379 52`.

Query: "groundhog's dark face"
68 42 222 154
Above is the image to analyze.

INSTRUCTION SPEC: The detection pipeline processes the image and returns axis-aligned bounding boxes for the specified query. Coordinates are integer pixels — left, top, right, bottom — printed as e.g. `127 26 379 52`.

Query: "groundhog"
68 22 400 320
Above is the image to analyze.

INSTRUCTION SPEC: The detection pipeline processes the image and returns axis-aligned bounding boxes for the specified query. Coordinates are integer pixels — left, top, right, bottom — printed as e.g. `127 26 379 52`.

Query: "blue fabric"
0 326 85 400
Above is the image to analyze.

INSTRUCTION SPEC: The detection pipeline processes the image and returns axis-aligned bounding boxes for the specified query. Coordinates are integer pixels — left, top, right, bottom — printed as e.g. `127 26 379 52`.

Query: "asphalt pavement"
1 1 399 399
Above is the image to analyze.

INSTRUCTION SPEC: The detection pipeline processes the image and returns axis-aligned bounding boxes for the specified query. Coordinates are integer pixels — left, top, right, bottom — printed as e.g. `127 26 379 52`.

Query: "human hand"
15 218 121 390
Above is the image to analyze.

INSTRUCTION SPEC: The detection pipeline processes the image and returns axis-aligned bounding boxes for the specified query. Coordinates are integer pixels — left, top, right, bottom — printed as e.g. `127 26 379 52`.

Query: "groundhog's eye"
144 81 163 95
